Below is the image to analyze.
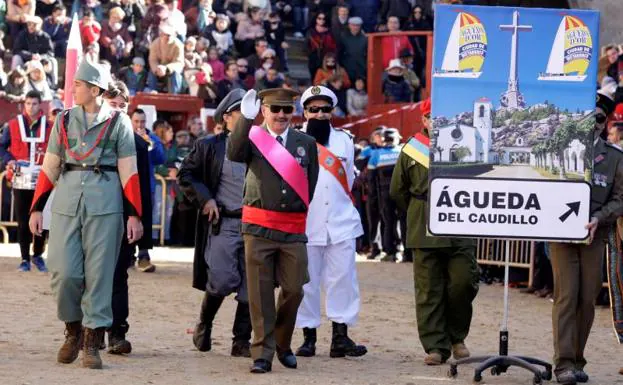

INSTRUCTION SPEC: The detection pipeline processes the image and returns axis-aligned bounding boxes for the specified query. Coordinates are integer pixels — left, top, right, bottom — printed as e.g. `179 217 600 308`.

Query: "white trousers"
295 238 361 328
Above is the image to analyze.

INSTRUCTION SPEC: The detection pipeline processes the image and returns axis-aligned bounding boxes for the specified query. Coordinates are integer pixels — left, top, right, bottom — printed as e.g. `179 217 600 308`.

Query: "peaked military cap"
214 88 246 124
258 88 299 106
75 60 111 90
300 85 337 108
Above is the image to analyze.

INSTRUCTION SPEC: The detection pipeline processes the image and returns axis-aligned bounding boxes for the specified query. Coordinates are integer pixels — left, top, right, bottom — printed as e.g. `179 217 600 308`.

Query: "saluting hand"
585 217 599 244
127 216 144 244
202 199 219 222
29 212 43 236
241 89 260 120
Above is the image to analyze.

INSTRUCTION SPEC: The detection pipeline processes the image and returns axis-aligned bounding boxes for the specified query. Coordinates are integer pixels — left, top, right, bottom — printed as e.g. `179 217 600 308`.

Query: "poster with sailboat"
538 15 593 82
428 5 600 241
434 11 488 78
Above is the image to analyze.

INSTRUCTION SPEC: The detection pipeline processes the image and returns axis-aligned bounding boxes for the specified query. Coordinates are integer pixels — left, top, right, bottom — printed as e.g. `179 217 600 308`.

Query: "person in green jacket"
389 98 479 366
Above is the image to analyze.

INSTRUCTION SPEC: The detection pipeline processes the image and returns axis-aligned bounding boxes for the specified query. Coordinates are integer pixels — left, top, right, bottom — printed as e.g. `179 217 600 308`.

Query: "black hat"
214 89 246 124
399 48 413 58
596 91 615 116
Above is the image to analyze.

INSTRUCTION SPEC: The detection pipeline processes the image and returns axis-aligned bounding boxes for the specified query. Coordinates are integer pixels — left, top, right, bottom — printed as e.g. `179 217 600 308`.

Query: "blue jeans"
293 6 308 34
147 70 182 94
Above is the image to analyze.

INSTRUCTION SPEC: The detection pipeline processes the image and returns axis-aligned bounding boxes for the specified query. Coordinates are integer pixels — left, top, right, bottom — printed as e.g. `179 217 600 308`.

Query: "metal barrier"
153 174 167 246
0 171 16 243
0 170 170 246
476 239 535 287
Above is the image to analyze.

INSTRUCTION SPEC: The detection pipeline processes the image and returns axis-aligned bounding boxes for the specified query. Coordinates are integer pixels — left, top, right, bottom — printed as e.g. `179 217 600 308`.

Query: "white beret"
300 85 338 108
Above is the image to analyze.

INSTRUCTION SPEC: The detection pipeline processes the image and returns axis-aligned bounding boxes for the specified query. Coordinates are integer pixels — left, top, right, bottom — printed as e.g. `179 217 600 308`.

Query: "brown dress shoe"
57 322 83 364
452 343 471 359
424 352 444 365
82 328 105 369
619 367 623 375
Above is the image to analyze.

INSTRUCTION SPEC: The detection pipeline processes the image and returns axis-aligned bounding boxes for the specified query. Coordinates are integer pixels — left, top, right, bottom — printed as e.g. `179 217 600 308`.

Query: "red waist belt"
242 205 307 234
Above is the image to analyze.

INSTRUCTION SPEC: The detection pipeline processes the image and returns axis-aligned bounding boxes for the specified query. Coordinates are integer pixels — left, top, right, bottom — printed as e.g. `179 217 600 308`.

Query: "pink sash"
249 125 309 207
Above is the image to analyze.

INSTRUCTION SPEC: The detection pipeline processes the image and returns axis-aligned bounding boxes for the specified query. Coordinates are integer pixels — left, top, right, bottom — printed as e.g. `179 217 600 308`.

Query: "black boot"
295 328 316 357
193 293 224 352
231 302 252 357
330 322 367 358
108 323 132 355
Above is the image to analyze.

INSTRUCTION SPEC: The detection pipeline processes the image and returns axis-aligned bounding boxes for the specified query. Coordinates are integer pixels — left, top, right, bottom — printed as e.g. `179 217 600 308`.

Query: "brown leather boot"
57 322 83 364
82 328 105 369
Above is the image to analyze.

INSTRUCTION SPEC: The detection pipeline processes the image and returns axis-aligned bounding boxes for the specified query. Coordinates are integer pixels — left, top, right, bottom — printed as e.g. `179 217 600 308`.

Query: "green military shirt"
46 104 136 217
390 144 474 249
227 118 319 243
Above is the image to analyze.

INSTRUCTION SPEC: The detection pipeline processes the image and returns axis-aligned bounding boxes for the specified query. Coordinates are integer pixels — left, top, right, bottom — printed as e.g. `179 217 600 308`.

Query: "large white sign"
429 177 591 241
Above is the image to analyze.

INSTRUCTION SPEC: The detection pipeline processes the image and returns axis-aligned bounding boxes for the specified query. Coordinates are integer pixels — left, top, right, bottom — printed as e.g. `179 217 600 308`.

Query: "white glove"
241 89 261 120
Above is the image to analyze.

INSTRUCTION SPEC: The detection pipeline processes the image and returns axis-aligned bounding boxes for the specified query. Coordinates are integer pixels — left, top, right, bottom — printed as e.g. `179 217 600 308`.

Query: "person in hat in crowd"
294 85 367 359
366 127 403 262
339 16 367 85
12 14 59 87
28 60 143 369
390 98 478 365
549 91 623 385
47 98 64 123
118 57 150 96
382 58 412 104
25 60 54 101
178 88 253 358
227 88 319 374
0 90 50 272
147 22 184 94
101 80 153 355
399 48 421 102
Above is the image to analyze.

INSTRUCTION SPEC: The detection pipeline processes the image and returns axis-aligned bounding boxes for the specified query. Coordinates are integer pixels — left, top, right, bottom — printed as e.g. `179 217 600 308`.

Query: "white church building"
435 97 497 163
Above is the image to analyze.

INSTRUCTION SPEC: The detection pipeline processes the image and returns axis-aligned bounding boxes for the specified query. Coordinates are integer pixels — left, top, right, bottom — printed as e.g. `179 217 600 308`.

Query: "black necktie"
276 135 284 146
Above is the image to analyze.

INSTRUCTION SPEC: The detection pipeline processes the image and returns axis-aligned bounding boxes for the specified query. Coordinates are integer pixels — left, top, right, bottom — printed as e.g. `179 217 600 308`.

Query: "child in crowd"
2 68 27 103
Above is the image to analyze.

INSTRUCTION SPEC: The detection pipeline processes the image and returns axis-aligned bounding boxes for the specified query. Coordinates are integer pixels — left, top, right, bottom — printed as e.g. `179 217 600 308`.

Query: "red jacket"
7 114 50 165
381 35 413 69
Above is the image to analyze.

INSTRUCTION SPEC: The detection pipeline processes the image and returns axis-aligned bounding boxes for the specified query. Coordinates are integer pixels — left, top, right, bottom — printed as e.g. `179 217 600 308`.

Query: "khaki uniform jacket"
227 118 319 243
593 138 623 239
390 142 474 249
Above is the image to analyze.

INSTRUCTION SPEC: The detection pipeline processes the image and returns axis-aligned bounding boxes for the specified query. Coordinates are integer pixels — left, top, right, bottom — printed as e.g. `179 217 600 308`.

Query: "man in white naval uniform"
295 86 367 358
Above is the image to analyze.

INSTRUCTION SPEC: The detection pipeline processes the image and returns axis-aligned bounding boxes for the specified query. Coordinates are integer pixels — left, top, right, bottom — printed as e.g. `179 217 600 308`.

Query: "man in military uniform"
178 89 252 358
549 92 623 385
29 60 143 369
390 98 479 366
228 88 319 374
294 85 367 359
0 90 50 272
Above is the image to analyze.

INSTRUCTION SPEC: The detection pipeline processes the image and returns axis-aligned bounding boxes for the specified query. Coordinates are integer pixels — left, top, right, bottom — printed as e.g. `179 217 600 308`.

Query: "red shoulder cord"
59 112 114 162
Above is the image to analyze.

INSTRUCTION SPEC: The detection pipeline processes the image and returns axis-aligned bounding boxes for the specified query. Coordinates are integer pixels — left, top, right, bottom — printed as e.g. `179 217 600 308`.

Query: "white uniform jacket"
303 126 364 246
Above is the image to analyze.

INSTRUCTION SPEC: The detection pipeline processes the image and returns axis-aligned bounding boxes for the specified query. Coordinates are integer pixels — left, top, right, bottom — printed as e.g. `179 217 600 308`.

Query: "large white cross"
500 11 533 84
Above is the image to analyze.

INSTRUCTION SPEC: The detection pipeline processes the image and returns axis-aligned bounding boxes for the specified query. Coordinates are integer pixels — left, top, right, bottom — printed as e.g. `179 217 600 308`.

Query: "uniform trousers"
413 246 479 360
205 218 248 302
296 239 360 328
550 239 604 374
13 188 46 260
111 228 134 334
48 197 124 329
380 196 399 255
244 234 309 362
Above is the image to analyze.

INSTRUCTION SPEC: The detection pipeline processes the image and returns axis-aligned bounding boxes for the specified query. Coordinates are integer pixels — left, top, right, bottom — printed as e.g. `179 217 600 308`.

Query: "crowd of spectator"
0 0 433 114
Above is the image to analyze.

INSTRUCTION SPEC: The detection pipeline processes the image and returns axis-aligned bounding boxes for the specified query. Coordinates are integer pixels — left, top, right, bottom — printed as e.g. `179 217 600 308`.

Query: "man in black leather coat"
177 89 252 357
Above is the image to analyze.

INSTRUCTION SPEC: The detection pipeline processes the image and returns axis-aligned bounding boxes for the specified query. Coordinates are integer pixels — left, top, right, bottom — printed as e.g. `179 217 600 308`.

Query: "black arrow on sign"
559 202 581 223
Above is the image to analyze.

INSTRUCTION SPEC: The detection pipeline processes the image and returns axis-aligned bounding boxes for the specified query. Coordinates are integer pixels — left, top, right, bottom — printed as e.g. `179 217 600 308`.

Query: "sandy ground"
1 250 622 385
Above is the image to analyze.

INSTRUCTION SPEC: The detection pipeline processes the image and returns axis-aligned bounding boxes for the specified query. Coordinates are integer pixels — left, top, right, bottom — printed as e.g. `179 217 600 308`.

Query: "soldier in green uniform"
28 60 144 370
228 88 319 374
549 92 623 385
389 98 479 366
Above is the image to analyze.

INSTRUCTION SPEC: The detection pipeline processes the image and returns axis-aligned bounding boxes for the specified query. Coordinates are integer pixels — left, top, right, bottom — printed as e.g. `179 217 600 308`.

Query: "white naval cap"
300 85 338 108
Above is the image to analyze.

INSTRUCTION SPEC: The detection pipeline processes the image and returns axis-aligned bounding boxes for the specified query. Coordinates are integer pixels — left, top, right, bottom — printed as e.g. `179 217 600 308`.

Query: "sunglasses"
317 17 325 20
424 113 431 119
267 105 294 114
237 64 247 68
307 106 333 113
